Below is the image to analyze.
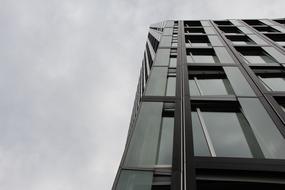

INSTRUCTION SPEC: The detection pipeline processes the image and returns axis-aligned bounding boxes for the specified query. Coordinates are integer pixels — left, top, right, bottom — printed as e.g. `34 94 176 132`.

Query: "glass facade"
113 19 285 190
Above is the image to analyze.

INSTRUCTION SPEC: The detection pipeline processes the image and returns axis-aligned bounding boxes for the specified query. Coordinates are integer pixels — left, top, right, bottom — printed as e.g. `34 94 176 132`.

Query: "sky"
0 0 284 189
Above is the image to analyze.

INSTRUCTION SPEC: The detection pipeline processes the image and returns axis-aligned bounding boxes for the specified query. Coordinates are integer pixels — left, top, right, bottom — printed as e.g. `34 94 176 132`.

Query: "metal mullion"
196 108 217 157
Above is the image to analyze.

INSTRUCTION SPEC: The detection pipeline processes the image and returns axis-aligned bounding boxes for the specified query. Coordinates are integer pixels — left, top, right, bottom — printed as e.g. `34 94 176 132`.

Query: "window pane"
198 79 234 95
260 77 285 91
277 41 285 46
202 111 253 157
154 49 170 66
214 47 234 64
239 98 285 159
169 57 177 67
124 102 163 167
208 36 223 46
201 20 211 26
191 43 209 47
159 36 172 47
232 41 249 45
189 80 200 96
187 55 194 63
145 67 168 96
192 55 216 63
191 112 211 156
230 19 242 26
263 47 285 64
224 67 256 96
244 55 274 64
204 27 216 34
116 170 153 190
157 117 174 165
272 25 285 33
248 34 267 45
166 77 176 96
238 26 253 34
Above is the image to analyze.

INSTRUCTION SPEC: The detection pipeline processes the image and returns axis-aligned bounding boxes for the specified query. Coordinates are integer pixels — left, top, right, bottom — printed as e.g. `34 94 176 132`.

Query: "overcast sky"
0 0 284 189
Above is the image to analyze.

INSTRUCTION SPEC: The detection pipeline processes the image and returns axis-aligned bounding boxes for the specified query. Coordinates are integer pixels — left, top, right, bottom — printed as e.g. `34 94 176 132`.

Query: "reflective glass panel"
124 102 163 167
244 55 275 64
214 47 235 64
198 78 234 95
169 57 177 67
191 112 210 156
202 111 253 157
166 77 176 96
260 77 285 91
239 98 285 159
145 67 168 96
224 67 256 96
116 170 153 190
192 55 216 63
208 36 223 46
154 49 170 66
189 80 200 96
191 43 209 47
157 117 174 165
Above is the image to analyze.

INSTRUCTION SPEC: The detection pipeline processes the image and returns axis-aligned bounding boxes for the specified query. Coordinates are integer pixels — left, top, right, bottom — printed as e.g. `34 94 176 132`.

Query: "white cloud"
0 0 284 189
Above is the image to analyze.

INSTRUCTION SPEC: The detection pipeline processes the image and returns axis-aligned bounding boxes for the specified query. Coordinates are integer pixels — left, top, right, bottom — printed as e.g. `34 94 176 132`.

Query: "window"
169 48 177 68
274 97 285 113
253 26 278 33
184 21 202 27
214 20 233 26
166 70 176 96
186 35 211 47
169 56 177 68
188 67 235 96
274 19 285 25
226 35 255 45
223 67 256 96
157 105 175 166
219 26 242 34
145 67 168 96
191 98 285 159
116 170 153 190
124 102 163 167
196 170 285 190
238 98 285 159
187 48 219 64
243 19 264 26
259 76 285 91
253 67 285 91
152 174 171 190
171 35 178 47
191 101 263 158
265 33 285 46
185 27 205 34
236 47 278 65
124 102 175 167
115 170 171 190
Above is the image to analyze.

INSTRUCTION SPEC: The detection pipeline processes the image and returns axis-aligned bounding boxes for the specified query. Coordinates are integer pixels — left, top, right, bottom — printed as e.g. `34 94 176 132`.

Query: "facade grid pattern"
112 18 285 190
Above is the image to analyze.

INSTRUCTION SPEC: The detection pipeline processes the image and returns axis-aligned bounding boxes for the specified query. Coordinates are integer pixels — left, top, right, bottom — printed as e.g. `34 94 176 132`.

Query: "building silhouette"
112 18 285 190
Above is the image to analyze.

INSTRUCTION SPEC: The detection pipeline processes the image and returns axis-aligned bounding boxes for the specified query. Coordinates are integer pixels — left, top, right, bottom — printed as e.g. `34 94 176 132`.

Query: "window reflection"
187 48 220 64
188 67 235 96
235 47 278 65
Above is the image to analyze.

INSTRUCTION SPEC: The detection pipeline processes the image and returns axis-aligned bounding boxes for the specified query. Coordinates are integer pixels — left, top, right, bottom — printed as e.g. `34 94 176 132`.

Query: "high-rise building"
112 19 285 190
